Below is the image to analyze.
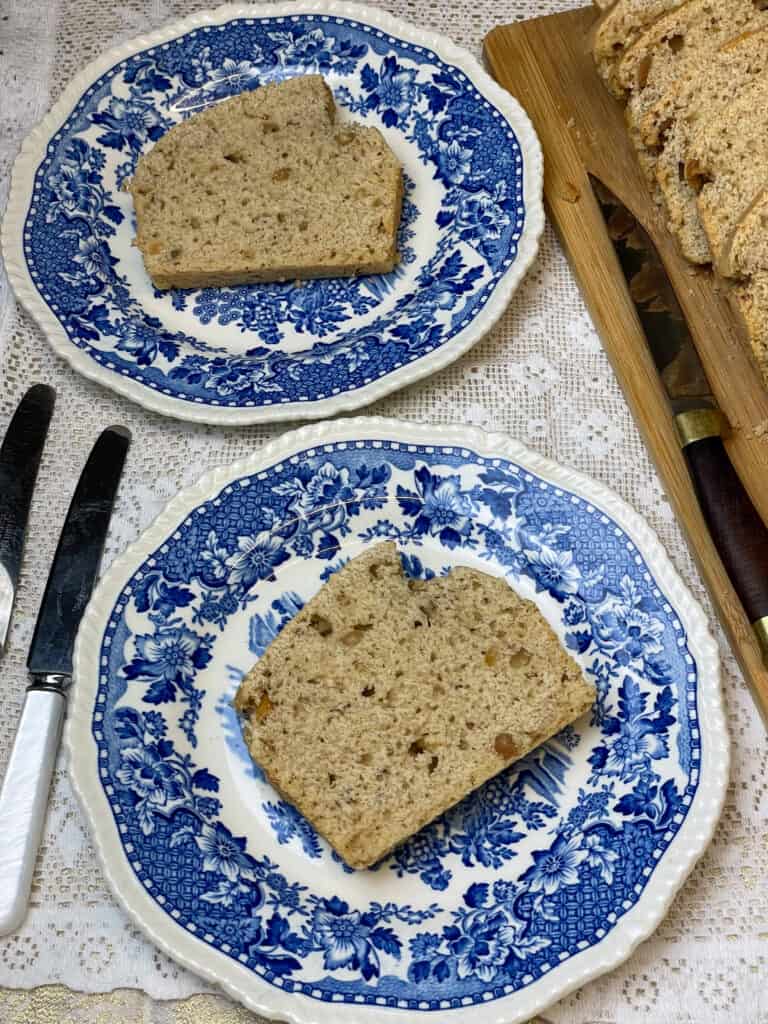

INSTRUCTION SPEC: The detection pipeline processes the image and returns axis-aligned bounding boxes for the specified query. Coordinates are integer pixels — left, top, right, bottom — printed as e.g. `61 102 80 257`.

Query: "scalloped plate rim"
67 415 729 1024
1 0 544 425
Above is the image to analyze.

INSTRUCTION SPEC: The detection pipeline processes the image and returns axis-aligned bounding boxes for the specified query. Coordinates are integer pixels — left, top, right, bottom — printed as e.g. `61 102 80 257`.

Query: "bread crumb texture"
234 542 595 869
128 75 403 288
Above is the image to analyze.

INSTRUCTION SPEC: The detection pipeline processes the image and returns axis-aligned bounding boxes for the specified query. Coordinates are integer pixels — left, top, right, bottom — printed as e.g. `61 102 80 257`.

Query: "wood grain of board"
484 6 768 724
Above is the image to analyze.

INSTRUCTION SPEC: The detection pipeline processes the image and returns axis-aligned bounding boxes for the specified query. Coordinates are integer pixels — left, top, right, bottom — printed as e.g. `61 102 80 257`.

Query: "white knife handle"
0 687 65 936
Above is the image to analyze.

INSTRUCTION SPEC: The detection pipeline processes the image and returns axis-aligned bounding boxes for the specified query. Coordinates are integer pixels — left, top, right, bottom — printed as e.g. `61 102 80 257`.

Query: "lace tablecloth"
1 1 766 1021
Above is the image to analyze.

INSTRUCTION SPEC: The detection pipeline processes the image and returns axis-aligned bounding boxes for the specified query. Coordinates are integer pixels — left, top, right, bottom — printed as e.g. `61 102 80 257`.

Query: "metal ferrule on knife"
674 408 727 450
26 672 71 694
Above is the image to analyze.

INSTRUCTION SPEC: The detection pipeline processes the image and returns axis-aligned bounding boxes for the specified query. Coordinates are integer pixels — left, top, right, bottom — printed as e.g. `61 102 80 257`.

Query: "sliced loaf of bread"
616 0 765 95
234 542 595 869
593 0 687 95
685 76 768 269
618 1 768 207
646 27 768 262
128 75 402 289
617 1 768 206
640 27 768 148
620 0 768 156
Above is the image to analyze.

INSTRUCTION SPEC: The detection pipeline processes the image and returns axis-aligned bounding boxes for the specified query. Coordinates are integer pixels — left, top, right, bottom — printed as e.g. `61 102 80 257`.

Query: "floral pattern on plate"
4 3 543 422
69 418 727 1023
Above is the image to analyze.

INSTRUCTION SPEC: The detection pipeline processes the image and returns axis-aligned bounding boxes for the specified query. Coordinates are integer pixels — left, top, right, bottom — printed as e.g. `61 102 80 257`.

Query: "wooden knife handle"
683 434 768 634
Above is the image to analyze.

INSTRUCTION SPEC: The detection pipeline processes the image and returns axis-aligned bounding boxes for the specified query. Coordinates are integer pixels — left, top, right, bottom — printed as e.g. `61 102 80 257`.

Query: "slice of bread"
234 542 595 869
721 189 768 278
685 76 768 269
622 5 758 201
731 271 768 380
617 0 758 94
593 0 687 96
655 122 712 263
128 75 402 289
640 28 768 148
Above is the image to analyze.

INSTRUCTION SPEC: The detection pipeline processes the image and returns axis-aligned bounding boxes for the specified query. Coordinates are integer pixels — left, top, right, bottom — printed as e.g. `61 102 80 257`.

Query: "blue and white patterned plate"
68 417 728 1024
2 2 543 424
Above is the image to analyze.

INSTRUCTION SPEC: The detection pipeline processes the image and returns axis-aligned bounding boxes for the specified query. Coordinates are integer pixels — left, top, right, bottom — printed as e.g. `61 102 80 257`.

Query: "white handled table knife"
0 426 130 936
0 385 56 656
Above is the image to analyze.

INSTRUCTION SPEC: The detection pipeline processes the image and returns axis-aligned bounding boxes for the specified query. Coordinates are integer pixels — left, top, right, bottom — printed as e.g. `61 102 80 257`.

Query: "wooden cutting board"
484 6 768 723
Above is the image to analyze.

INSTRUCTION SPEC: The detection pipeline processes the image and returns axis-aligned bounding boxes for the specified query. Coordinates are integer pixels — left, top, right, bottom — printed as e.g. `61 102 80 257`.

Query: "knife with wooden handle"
591 177 768 661
0 426 130 936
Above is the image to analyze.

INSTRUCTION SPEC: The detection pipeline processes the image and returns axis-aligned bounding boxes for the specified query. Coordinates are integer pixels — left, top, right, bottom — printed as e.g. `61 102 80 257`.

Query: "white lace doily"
0 2 766 1021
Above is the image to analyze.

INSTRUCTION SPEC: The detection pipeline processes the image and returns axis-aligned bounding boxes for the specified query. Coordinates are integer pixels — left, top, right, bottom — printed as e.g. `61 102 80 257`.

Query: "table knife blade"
0 385 56 655
0 425 130 936
590 175 768 666
27 425 130 678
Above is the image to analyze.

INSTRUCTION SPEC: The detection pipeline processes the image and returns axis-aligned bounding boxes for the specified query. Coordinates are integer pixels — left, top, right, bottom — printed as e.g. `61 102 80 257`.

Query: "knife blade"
0 385 56 656
0 426 130 936
591 175 768 664
590 179 715 411
27 426 131 678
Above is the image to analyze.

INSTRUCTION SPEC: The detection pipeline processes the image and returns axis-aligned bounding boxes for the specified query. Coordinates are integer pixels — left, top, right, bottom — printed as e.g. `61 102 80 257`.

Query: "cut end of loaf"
128 75 403 289
234 542 595 869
